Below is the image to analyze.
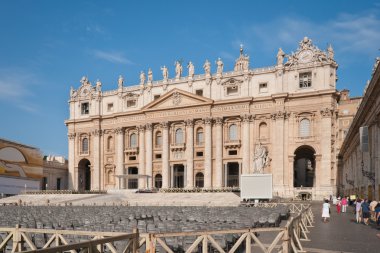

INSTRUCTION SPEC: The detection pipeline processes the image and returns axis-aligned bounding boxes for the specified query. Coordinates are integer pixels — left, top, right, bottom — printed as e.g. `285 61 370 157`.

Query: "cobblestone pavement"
302 202 380 253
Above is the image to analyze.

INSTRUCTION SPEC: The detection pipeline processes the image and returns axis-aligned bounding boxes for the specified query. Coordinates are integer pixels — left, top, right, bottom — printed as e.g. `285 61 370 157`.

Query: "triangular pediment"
143 88 213 111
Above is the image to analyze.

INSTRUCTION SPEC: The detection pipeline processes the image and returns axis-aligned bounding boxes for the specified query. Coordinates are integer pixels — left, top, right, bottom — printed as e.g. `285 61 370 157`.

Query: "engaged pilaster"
214 117 223 188
115 127 125 189
204 117 212 188
161 122 170 188
68 133 76 190
138 125 145 189
241 114 251 174
92 129 102 190
145 123 153 188
185 119 194 188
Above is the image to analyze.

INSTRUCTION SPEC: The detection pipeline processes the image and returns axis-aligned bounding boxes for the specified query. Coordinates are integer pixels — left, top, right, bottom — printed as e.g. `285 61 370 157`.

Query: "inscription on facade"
211 104 249 113
252 103 273 110
146 107 209 119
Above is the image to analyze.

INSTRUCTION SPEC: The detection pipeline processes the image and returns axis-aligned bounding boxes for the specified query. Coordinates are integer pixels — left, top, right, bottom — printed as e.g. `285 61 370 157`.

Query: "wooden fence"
0 203 314 253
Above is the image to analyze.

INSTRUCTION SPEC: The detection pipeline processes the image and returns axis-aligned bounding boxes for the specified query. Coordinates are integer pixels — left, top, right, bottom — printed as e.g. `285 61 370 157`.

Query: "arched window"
155 131 162 147
259 122 268 140
130 133 137 148
229 124 238 141
82 138 89 153
175 128 184 144
155 174 162 188
195 172 204 188
196 128 204 145
107 136 113 151
299 118 311 137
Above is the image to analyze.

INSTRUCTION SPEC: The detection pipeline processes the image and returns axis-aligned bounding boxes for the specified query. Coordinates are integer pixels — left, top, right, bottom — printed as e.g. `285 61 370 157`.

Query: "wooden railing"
0 204 314 253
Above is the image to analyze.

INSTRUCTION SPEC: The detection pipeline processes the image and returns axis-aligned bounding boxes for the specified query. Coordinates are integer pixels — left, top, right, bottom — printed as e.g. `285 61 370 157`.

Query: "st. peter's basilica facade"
66 37 341 200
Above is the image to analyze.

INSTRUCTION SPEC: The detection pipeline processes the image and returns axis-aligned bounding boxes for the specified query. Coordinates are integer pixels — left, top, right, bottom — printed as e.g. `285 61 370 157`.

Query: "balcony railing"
170 143 186 151
124 147 139 155
224 139 241 148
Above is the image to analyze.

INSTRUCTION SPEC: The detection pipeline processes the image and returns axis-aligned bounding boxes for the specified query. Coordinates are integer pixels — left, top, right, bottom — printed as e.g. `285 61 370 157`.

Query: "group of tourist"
322 195 380 227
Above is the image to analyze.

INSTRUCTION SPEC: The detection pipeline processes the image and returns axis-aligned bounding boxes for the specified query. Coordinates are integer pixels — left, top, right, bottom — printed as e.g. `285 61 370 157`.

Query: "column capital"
214 117 223 125
241 114 251 123
114 127 124 135
185 119 194 127
271 111 290 120
68 133 76 140
320 107 333 117
203 117 212 125
92 129 103 136
145 123 153 130
137 125 145 133
160 121 169 129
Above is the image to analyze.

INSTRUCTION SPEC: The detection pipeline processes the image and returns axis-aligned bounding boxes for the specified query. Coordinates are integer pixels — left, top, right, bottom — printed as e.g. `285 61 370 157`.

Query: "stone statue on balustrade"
140 71 146 85
161 66 168 80
277 48 285 66
216 58 223 75
203 59 211 76
148 68 153 83
253 143 269 174
187 61 194 78
118 75 124 89
175 61 182 79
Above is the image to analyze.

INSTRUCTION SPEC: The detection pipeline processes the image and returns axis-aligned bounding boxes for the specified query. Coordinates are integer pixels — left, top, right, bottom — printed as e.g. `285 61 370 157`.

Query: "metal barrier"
0 203 314 253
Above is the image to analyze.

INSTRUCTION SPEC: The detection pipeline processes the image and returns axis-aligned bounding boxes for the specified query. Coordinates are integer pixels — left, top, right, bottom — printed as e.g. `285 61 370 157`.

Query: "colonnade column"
92 129 102 190
145 123 153 188
241 114 250 174
161 122 170 188
215 117 223 188
138 125 145 189
185 119 194 188
115 127 125 189
204 117 212 188
68 133 76 190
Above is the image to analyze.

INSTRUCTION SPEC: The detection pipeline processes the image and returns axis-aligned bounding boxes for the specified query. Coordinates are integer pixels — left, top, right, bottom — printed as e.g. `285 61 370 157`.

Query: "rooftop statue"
148 68 153 83
118 75 124 88
161 65 168 80
96 79 102 92
175 61 183 79
327 44 334 60
216 58 223 75
277 48 285 65
140 71 146 85
187 61 194 78
203 59 211 76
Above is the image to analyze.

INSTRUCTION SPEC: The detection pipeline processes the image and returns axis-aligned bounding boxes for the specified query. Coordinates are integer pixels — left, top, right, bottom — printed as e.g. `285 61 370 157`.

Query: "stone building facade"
42 155 68 190
338 59 380 200
66 37 341 199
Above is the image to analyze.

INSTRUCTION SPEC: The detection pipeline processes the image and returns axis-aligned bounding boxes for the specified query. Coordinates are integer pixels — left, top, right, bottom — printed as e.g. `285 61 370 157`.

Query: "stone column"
204 117 212 188
271 111 286 191
215 117 223 187
161 122 170 188
320 108 333 188
288 155 295 197
241 114 251 174
68 133 76 190
115 128 125 189
185 119 194 188
145 123 153 188
92 129 102 190
138 125 145 189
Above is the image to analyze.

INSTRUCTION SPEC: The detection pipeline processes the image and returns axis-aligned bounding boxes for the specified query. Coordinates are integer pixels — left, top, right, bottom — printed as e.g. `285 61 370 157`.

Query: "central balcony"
170 143 186 151
124 147 139 155
224 139 241 149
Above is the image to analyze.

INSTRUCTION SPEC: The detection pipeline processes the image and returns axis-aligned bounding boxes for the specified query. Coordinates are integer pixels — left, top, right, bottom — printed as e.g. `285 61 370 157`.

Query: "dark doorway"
78 159 91 191
128 167 138 189
294 146 315 187
155 174 162 189
195 172 204 188
173 164 185 188
227 162 240 187
56 178 61 190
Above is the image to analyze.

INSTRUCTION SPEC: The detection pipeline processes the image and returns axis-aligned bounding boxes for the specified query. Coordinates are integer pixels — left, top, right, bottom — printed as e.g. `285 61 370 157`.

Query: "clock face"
299 50 313 63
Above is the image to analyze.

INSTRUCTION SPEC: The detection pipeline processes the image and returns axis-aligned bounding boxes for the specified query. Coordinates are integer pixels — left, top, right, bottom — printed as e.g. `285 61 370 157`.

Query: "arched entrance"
227 162 239 187
78 159 91 191
294 146 315 187
127 167 138 189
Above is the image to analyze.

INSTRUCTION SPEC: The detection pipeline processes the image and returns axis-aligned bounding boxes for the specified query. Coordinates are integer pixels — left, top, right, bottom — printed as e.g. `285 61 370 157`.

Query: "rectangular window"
299 72 312 88
129 156 136 161
107 103 114 112
227 86 238 95
154 95 160 100
196 151 204 157
259 83 268 93
81 102 89 115
155 154 162 159
195 89 203 96
127 100 137 108
228 150 237 156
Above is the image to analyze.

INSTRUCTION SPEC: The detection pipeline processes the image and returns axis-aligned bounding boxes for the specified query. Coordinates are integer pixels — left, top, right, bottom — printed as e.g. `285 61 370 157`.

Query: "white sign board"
240 174 273 199
0 176 40 195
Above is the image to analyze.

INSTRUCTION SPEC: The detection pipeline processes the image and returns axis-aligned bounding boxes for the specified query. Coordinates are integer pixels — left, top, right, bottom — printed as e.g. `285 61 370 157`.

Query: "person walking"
355 198 362 223
361 199 370 225
322 199 330 223
375 203 380 227
336 197 342 213
341 196 348 213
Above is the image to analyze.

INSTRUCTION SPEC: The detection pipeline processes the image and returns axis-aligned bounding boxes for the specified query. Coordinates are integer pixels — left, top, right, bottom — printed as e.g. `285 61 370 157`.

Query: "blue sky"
0 0 379 157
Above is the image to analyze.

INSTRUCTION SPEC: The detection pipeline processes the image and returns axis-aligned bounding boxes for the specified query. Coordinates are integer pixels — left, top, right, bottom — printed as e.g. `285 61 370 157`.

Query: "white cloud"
92 50 133 64
243 10 380 56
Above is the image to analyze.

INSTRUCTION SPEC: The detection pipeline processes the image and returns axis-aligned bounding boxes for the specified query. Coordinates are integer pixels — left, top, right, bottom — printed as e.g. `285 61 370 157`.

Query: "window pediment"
221 78 243 87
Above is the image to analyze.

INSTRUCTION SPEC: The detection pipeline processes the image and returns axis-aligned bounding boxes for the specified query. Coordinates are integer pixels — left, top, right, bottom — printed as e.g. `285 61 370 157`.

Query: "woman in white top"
322 199 330 223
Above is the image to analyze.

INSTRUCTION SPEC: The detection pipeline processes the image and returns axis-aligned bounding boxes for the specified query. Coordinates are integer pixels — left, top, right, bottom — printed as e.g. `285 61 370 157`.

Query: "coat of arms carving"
172 91 182 105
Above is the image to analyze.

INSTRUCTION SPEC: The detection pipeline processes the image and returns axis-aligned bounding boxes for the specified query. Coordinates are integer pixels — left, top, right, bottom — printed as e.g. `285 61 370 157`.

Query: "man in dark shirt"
361 199 370 225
